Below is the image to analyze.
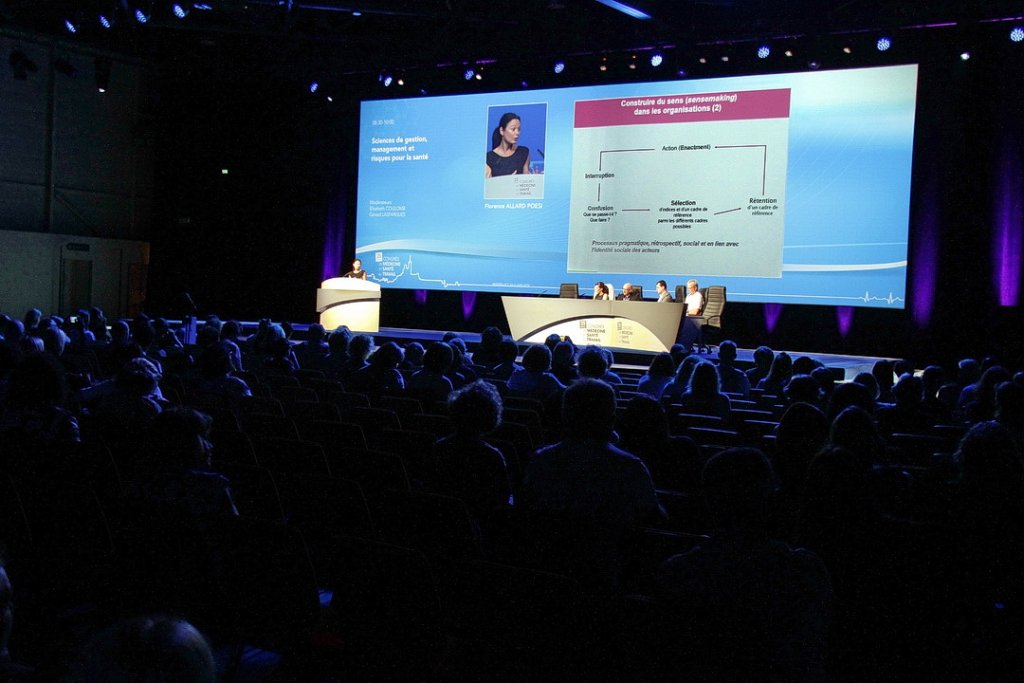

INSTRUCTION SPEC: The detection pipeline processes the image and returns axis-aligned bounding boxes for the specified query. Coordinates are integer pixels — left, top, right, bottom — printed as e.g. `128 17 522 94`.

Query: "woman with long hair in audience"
757 351 793 396
637 352 675 399
661 354 701 403
679 360 731 420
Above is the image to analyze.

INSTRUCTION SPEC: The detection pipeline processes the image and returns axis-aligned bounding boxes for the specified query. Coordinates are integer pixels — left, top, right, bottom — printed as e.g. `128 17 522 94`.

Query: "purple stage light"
415 289 428 306
763 303 783 333
320 182 347 281
836 307 854 338
461 291 477 320
911 182 940 327
994 145 1023 306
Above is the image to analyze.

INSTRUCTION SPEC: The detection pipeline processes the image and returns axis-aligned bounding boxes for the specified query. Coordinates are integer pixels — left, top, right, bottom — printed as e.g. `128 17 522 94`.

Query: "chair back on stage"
559 283 579 299
698 286 727 350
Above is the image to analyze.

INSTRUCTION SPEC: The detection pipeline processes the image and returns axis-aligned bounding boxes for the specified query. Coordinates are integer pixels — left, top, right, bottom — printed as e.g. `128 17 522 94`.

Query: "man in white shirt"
684 279 703 316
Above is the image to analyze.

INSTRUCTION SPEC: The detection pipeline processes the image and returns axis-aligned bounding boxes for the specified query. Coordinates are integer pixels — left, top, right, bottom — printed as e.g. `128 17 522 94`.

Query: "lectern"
316 277 381 332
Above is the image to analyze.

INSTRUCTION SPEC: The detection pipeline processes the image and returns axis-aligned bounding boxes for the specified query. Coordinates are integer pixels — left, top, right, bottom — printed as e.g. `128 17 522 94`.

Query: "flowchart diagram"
567 88 791 278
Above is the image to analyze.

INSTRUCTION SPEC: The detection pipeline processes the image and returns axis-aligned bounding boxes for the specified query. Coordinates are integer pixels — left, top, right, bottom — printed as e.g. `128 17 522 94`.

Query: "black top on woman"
485 112 531 177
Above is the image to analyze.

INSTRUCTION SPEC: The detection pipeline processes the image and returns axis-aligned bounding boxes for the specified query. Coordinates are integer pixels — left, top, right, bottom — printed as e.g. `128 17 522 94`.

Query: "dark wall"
145 43 1024 368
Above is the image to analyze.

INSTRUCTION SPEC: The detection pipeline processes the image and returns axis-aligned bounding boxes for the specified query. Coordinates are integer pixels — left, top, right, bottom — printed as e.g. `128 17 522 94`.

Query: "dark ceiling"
3 1 1022 86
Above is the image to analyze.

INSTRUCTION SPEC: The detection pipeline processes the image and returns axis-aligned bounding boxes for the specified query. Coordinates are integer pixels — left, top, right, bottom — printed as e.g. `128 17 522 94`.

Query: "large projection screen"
356 64 918 308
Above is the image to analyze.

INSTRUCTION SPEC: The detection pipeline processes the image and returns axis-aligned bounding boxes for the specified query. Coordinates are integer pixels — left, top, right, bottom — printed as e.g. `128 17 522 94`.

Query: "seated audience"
431 381 513 517
489 339 521 382
187 342 252 410
637 352 675 399
407 342 455 404
617 395 701 493
757 351 793 396
68 616 216 683
348 341 405 397
679 360 731 420
472 326 505 369
550 340 579 385
506 344 565 401
576 346 622 385
746 345 775 389
520 379 662 591
130 407 239 518
656 447 832 683
716 340 751 399
661 354 701 403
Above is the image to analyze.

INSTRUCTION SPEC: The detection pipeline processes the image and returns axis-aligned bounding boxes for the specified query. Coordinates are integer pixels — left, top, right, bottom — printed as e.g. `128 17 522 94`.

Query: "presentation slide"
356 64 918 308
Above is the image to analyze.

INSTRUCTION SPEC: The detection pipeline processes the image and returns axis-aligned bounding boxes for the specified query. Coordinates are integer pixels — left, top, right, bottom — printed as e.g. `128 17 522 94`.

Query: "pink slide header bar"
574 88 791 128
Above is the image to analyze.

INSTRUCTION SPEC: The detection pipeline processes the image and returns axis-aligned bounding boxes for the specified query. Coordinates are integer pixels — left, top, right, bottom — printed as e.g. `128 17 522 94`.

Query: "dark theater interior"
2 1 1024 680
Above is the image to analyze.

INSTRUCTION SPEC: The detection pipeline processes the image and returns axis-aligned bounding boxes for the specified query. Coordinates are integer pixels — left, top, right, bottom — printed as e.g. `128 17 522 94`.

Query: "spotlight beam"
593 0 651 20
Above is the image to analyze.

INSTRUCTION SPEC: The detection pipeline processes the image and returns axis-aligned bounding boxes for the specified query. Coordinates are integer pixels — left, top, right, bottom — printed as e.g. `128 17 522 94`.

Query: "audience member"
679 360 731 420
472 327 505 369
636 352 675 399
407 342 455 404
520 379 662 590
507 344 565 401
431 380 513 517
348 341 405 397
661 354 701 403
617 395 701 493
577 346 622 385
716 340 751 398
489 340 521 382
550 340 579 385
784 374 821 407
68 616 216 683
131 407 239 517
656 447 832 683
757 351 793 396
746 345 774 389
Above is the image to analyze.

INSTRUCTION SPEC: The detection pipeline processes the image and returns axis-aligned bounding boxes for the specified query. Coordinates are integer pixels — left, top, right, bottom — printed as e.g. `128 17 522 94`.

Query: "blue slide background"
356 65 918 308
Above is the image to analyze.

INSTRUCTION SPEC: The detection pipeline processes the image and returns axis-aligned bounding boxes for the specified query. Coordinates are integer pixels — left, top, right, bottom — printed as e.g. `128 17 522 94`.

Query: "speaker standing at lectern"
343 258 367 280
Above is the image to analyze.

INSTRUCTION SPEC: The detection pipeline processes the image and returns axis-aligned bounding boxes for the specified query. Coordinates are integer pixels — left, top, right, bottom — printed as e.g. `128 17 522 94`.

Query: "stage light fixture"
94 56 111 92
397 76 405 86
959 51 971 61
698 56 707 64
309 81 319 93
520 79 529 88
64 18 79 34
650 52 663 67
808 59 821 70
842 45 852 54
9 49 38 80
677 68 687 78
720 54 729 62
474 72 482 80
463 68 475 80
876 36 892 51
553 60 565 74
326 95 334 102
1011 27 1024 43
172 3 189 19
352 11 362 17
784 49 794 58
757 45 770 59
194 3 213 9
383 74 393 87
99 13 113 29
599 56 608 72
134 8 150 24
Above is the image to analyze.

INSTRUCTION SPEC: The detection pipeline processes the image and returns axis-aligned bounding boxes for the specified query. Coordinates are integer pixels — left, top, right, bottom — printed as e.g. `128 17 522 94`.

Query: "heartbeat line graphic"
366 255 551 291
